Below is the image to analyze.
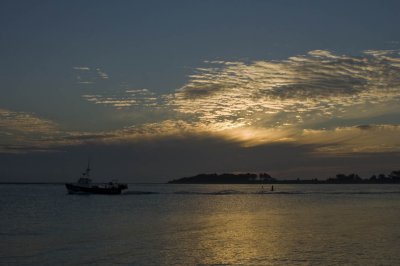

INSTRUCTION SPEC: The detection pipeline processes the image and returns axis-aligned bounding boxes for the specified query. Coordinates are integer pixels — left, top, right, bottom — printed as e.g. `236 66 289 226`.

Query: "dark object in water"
65 161 128 195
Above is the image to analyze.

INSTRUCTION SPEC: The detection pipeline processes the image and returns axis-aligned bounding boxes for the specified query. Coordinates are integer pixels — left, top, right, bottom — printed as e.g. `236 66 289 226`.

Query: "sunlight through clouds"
3 50 400 154
300 125 400 154
73 49 400 153
172 49 400 131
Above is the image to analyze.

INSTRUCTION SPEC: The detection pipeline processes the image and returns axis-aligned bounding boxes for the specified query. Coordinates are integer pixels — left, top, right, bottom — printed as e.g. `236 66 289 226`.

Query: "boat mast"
85 158 91 178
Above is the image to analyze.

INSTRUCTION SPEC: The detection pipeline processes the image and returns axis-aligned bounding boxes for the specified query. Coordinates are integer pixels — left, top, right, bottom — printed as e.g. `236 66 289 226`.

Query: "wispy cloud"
0 109 63 153
95 68 109 79
0 109 112 153
82 89 165 109
172 50 400 131
5 50 400 154
300 125 400 153
73 66 90 71
73 66 109 84
73 49 400 153
0 109 58 134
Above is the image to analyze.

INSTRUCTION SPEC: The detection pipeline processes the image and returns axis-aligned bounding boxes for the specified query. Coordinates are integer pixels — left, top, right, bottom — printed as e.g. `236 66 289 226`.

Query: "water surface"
1 184 400 265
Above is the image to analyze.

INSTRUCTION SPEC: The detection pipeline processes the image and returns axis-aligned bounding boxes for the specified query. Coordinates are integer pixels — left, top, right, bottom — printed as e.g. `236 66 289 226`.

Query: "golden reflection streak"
159 193 290 265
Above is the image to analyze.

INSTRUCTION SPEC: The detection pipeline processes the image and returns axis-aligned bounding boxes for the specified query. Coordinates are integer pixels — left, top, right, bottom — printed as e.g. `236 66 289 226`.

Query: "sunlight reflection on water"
1 184 400 265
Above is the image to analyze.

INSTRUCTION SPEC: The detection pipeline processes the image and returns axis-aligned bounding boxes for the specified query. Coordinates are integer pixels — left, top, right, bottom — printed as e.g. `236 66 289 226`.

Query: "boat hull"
65 183 125 195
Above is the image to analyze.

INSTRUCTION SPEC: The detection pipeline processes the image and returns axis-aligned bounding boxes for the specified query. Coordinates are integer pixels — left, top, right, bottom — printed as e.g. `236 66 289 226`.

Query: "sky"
1 0 400 182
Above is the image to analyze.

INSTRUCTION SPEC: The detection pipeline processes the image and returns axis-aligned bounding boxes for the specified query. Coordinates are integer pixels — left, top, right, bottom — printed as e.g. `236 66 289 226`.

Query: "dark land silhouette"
168 170 400 184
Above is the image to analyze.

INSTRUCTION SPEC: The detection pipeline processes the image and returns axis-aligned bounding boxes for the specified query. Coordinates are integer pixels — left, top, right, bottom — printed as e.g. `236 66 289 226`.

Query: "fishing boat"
65 162 128 194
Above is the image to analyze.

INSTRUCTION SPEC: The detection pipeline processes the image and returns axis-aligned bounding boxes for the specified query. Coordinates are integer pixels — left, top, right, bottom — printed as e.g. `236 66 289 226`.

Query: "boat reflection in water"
65 162 128 195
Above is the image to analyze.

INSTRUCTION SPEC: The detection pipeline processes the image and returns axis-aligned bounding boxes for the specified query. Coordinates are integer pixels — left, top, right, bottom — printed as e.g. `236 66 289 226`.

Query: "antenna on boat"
85 157 91 177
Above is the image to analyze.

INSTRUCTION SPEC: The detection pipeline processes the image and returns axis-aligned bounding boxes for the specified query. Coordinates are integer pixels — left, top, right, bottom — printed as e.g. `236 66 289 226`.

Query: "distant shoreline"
2 170 400 185
167 180 400 184
168 172 400 184
0 182 65 185
168 181 400 184
2 182 400 185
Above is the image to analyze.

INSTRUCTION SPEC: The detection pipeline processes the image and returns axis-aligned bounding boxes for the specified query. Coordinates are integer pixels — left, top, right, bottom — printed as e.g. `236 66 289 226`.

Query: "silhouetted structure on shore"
326 171 400 184
168 170 400 184
168 173 275 184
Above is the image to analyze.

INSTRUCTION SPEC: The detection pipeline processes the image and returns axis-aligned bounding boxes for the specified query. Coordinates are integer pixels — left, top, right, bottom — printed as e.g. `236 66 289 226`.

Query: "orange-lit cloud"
4 50 400 154
0 109 112 153
0 109 63 153
82 89 161 109
300 125 400 153
172 50 400 129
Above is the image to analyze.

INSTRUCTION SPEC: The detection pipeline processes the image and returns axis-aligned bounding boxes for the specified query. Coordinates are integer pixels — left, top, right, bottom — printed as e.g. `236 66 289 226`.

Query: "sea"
1 184 400 266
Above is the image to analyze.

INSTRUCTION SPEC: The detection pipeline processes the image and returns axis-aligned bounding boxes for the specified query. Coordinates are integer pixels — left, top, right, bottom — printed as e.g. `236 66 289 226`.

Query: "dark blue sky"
1 1 400 182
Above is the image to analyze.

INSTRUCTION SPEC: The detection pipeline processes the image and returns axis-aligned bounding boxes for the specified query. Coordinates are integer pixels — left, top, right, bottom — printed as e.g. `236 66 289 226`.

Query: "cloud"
0 136 321 182
73 66 109 84
2 106 400 157
4 50 400 181
2 132 398 182
5 50 400 156
0 109 116 153
300 124 400 153
73 66 90 71
172 49 400 130
82 94 137 108
73 49 400 154
77 80 94 84
0 109 58 134
0 109 63 153
95 68 109 79
82 89 164 109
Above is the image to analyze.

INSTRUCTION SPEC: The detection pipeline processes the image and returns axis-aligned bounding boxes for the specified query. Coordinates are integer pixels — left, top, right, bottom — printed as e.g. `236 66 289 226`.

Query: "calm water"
1 184 400 265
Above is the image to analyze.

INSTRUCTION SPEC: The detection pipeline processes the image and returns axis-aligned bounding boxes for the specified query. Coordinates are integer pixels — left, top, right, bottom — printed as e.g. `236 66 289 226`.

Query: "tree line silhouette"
168 170 400 184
